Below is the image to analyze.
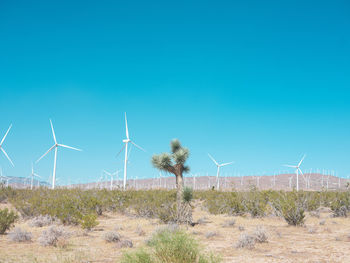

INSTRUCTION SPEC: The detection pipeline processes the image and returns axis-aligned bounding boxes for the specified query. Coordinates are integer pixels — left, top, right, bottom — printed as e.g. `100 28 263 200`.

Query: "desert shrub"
29 215 56 227
205 231 218 239
309 210 320 218
303 192 321 211
80 214 99 230
222 219 235 228
319 219 326 225
242 188 267 218
272 192 305 226
103 231 121 243
116 239 134 248
135 225 146 236
130 190 177 221
330 192 350 217
6 188 350 231
121 249 153 263
238 225 245 231
157 202 177 223
0 208 18 234
183 187 193 203
197 217 208 225
253 226 268 243
137 228 220 263
0 186 17 203
38 226 69 246
235 233 255 249
8 227 32 242
201 191 245 216
148 228 220 263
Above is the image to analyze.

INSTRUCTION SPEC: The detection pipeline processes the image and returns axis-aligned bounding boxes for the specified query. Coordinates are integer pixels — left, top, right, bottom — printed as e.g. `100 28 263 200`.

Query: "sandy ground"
0 202 350 263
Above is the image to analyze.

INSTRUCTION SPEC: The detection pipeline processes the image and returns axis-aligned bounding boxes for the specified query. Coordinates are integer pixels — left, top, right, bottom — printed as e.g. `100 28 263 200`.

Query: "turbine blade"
36 145 55 163
58 144 82 151
283 164 297 168
34 173 41 178
208 153 218 166
112 169 122 176
103 170 111 176
298 154 306 167
0 148 14 167
131 141 146 152
220 161 234 167
50 119 57 144
116 144 126 158
0 124 12 146
125 112 129 139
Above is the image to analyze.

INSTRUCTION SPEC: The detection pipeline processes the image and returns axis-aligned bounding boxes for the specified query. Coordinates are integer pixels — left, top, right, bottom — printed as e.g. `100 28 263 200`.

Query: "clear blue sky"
0 0 349 185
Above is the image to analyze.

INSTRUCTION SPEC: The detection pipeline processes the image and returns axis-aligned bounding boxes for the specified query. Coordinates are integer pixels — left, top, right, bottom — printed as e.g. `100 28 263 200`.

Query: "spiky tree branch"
151 139 190 175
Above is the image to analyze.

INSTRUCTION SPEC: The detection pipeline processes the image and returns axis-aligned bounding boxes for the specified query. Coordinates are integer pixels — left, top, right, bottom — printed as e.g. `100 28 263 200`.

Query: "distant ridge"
34 173 350 191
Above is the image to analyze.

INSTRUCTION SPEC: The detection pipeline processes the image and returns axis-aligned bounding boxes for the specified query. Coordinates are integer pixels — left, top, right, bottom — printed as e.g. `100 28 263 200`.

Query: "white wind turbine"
0 167 6 185
29 163 41 190
117 113 145 190
191 173 198 190
208 154 234 190
36 119 82 189
283 155 306 191
0 124 14 167
0 168 11 188
103 169 121 190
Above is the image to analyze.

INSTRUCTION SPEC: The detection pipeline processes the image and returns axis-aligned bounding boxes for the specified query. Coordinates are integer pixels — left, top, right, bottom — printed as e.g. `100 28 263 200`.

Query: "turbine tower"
0 124 14 166
283 154 306 191
208 153 234 190
29 163 41 190
36 119 82 189
117 113 145 190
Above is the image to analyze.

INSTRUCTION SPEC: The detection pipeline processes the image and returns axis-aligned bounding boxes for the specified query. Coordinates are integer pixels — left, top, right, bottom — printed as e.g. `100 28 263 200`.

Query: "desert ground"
1 200 349 263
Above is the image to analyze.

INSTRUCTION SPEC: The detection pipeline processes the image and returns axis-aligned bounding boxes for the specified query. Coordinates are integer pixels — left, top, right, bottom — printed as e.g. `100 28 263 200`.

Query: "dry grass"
1 203 350 262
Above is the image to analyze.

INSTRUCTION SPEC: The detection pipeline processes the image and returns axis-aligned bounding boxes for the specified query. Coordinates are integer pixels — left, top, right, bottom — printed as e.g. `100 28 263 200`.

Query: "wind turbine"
117 113 145 190
0 124 14 166
0 167 6 185
283 154 306 191
103 169 121 190
29 163 41 190
36 119 82 189
208 154 234 190
191 173 198 190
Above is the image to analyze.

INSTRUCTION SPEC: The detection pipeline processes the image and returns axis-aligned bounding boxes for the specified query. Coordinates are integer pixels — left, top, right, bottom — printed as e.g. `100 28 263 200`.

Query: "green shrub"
200 191 245 215
330 192 350 217
242 189 267 217
122 228 220 263
121 249 153 263
151 228 219 263
183 187 193 203
80 214 99 230
0 208 18 234
157 202 177 223
273 192 305 226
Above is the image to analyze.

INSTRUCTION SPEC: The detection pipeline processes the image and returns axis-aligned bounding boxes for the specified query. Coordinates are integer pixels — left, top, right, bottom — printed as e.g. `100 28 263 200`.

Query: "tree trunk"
175 172 184 221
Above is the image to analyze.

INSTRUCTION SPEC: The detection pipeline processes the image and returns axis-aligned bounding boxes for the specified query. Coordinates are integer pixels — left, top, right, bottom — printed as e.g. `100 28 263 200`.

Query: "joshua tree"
151 139 190 222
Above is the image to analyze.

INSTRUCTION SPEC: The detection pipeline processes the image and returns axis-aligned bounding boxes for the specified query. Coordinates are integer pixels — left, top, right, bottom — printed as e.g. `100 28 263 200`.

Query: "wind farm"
1 0 350 262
